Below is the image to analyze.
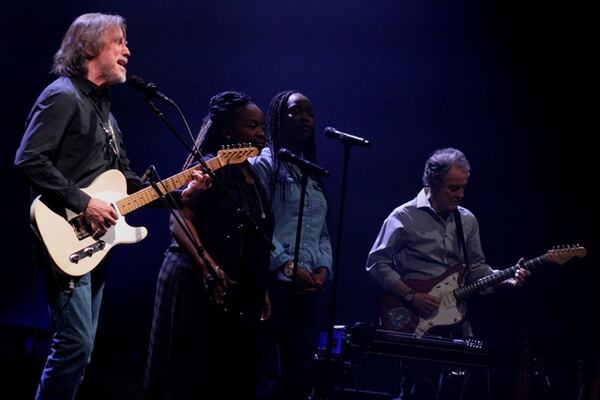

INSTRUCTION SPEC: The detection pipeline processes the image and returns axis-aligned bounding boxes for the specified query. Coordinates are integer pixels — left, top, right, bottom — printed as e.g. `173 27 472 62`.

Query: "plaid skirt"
144 249 261 399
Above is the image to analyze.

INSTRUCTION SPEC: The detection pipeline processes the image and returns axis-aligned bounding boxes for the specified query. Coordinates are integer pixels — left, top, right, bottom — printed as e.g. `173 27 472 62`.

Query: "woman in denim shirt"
251 91 333 400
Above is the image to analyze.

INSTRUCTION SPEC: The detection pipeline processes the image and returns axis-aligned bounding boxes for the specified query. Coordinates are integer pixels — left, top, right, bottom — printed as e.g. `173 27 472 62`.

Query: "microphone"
127 75 173 104
277 148 330 177
324 126 371 147
140 165 156 183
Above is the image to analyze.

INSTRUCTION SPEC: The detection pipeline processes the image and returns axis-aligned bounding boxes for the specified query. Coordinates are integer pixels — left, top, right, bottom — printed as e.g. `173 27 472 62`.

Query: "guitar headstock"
546 245 587 265
216 144 259 165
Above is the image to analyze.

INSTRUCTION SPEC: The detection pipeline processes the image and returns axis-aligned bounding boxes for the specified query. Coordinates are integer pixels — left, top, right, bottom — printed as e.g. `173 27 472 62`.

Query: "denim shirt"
250 147 333 281
366 188 495 292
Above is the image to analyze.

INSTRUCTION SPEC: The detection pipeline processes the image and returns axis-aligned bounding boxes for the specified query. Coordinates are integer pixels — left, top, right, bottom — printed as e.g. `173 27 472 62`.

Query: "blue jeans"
35 268 105 400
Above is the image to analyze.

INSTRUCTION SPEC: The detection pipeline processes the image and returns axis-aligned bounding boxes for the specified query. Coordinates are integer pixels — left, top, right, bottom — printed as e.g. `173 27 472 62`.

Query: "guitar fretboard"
116 157 223 215
454 255 547 300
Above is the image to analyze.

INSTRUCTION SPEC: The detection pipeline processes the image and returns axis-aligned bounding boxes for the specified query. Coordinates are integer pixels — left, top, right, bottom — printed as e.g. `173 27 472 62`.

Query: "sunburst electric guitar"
380 246 587 337
30 146 258 277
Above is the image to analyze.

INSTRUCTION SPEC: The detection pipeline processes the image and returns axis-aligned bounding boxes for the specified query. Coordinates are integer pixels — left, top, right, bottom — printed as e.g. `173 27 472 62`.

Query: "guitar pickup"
69 240 106 263
69 215 93 240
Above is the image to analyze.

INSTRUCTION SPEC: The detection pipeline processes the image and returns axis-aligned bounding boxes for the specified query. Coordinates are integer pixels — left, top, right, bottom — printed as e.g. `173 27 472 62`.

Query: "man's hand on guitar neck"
84 198 118 239
500 258 530 288
181 170 212 205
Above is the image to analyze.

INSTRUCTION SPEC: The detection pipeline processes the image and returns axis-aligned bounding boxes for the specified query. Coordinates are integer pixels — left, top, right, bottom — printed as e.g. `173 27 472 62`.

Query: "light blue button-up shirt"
251 148 333 281
366 188 494 292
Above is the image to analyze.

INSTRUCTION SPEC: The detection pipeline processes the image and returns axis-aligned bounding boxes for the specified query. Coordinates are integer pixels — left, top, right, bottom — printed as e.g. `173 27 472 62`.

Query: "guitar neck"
116 157 223 215
454 255 547 300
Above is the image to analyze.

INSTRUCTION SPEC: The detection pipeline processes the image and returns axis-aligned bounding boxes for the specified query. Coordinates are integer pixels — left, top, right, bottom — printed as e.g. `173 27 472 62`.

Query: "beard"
100 62 126 85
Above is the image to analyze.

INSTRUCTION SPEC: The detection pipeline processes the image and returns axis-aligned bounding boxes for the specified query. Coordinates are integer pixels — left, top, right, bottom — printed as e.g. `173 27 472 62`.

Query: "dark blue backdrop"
2 1 595 398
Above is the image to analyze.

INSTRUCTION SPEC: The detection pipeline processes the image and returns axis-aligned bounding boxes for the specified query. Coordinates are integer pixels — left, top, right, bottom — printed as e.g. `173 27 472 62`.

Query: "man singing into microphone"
14 13 208 399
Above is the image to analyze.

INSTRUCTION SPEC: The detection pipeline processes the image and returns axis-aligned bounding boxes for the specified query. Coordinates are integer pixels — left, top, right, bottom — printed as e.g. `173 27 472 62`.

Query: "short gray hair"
422 147 470 188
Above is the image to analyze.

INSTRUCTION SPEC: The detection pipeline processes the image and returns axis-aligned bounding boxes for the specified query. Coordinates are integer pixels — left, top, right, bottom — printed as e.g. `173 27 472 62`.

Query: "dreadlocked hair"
265 90 319 200
183 91 252 170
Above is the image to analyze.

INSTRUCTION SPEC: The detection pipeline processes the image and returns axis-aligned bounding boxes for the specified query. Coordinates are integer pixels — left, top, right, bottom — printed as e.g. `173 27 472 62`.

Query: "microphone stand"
314 141 360 400
279 155 330 399
133 163 227 308
279 149 329 281
143 97 205 168
290 171 310 281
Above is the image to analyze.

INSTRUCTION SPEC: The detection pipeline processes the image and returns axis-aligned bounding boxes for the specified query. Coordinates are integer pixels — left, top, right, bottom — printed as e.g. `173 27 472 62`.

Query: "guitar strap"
453 209 470 267
85 88 122 162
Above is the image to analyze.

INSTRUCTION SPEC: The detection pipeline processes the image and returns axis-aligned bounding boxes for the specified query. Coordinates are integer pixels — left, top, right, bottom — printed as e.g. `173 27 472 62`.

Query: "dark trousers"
259 280 325 400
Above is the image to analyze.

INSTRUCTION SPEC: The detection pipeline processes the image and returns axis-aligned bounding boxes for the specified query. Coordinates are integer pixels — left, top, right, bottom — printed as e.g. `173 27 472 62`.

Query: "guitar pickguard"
415 271 465 336
380 266 468 336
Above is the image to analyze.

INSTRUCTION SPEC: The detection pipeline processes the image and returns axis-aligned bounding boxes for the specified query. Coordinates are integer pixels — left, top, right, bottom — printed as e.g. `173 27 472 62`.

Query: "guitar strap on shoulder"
453 209 470 267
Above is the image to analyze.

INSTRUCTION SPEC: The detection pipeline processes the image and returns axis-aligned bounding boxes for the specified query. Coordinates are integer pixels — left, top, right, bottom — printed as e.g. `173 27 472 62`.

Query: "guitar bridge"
69 240 106 263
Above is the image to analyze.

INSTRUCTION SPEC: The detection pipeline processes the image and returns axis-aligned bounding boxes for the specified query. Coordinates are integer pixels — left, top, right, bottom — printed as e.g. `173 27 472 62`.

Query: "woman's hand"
260 291 272 322
204 265 236 304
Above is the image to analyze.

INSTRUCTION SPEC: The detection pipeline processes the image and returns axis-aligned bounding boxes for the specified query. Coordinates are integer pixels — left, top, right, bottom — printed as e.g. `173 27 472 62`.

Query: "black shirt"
15 76 143 213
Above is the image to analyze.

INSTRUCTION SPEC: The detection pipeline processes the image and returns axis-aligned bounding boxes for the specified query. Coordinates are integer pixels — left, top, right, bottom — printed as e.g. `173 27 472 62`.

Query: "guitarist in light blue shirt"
367 147 528 335
366 147 528 398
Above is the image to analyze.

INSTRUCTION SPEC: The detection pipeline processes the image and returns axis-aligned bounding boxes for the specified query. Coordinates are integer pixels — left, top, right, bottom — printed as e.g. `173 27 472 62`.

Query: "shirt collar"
417 187 457 223
73 76 111 102
416 187 434 210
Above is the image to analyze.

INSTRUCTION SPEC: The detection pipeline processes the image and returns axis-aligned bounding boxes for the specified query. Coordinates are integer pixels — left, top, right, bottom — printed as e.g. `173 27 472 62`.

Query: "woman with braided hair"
144 91 274 399
251 91 333 400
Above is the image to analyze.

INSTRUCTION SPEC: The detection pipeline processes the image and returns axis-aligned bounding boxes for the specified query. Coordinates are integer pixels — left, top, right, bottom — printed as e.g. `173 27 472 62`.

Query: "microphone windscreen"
127 75 146 90
277 148 293 161
323 127 337 137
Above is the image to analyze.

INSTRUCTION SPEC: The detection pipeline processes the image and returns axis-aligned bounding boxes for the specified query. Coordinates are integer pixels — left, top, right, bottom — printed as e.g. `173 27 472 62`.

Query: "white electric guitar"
380 245 587 337
30 146 258 277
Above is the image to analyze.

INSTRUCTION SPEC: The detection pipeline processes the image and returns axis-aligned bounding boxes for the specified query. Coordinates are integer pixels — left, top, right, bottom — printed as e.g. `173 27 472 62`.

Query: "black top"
182 161 274 321
14 76 143 213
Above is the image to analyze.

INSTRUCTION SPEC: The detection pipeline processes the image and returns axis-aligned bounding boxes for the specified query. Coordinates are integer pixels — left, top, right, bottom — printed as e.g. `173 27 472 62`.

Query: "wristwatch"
403 289 416 303
282 261 294 278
